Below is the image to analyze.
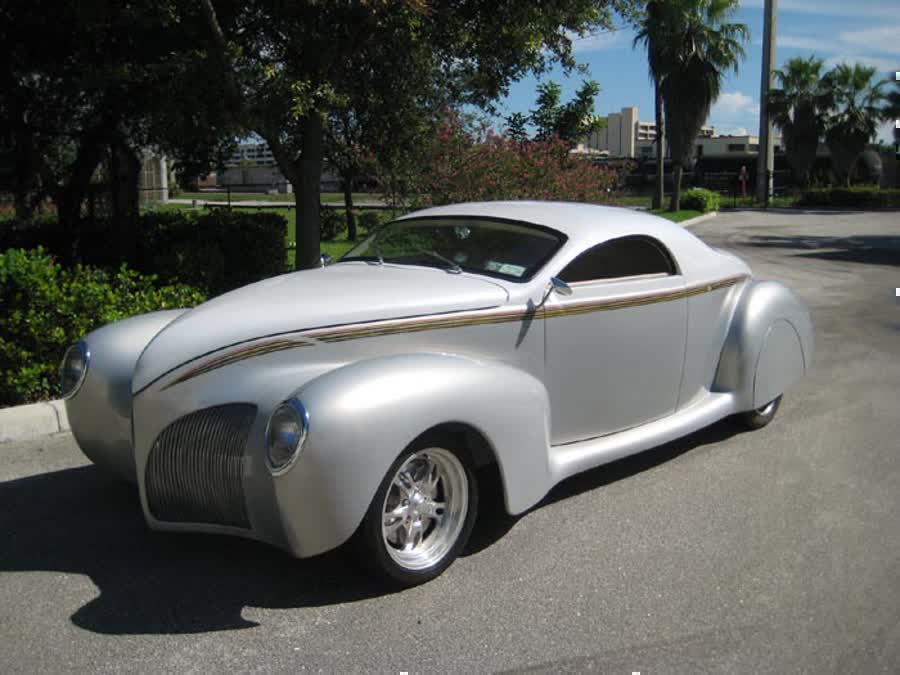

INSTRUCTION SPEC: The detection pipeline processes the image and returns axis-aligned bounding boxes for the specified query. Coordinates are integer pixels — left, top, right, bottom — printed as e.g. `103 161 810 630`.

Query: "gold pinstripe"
162 274 748 388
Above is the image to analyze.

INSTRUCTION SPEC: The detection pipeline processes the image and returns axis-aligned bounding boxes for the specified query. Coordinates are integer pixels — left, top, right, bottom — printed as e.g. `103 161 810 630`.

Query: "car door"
544 235 688 444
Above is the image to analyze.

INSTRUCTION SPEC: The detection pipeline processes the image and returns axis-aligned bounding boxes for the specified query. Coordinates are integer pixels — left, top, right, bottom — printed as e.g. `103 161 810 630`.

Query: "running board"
549 392 738 483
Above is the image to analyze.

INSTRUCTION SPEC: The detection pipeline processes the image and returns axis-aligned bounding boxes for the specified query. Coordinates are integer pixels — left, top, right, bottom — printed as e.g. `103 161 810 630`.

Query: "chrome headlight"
265 399 309 475
60 340 90 399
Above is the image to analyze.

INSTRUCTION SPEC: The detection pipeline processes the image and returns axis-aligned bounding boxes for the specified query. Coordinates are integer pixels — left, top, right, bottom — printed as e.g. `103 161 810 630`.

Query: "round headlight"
265 399 309 475
60 341 90 399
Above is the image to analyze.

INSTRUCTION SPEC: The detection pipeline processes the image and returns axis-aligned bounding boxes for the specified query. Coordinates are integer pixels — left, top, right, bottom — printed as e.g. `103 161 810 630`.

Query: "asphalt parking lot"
1 209 898 672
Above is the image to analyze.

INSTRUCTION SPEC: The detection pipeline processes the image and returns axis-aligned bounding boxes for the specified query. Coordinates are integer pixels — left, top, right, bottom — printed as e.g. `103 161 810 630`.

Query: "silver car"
61 201 813 586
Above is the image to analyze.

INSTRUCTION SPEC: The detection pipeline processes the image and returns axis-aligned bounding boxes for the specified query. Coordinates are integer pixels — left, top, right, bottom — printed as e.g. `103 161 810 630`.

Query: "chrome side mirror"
549 276 573 296
319 253 333 267
538 276 573 308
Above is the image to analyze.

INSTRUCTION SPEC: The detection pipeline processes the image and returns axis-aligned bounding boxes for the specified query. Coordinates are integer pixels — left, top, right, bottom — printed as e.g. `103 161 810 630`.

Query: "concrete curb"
680 211 718 228
0 400 69 444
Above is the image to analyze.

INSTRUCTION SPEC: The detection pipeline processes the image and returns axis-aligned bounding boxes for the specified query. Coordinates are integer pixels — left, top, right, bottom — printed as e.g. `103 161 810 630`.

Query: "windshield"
340 217 566 282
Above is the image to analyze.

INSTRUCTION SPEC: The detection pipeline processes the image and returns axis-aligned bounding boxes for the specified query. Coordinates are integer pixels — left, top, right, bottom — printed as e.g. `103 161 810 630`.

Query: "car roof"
395 201 743 282
399 201 684 244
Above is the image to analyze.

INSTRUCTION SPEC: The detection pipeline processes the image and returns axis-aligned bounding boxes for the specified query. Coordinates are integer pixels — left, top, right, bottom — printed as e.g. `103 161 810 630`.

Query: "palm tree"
638 0 748 211
633 1 667 210
821 63 887 186
766 56 828 188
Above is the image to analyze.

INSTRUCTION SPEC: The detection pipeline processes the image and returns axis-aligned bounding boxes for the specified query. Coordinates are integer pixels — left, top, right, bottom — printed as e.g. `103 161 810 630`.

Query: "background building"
218 142 341 192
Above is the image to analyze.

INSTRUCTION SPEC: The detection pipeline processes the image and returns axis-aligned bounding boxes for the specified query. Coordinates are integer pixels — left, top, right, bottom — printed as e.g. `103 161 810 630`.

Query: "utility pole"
757 0 777 205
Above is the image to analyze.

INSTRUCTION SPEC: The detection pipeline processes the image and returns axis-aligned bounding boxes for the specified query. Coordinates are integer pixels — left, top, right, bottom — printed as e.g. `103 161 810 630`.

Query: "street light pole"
757 0 777 205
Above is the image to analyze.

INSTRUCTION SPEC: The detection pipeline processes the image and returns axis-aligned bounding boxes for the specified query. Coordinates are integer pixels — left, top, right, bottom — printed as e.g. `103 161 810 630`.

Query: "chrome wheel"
381 447 469 571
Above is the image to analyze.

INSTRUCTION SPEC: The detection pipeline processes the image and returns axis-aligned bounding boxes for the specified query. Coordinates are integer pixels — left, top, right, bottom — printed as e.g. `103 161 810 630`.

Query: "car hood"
132 262 509 392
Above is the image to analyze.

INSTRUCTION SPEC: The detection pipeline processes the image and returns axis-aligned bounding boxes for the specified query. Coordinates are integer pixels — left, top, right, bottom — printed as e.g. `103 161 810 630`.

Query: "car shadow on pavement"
0 465 388 635
745 234 900 267
0 418 740 636
466 417 741 555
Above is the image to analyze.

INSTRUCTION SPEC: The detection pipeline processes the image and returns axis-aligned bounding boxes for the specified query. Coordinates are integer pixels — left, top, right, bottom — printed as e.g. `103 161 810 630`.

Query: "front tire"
358 442 478 587
737 395 782 430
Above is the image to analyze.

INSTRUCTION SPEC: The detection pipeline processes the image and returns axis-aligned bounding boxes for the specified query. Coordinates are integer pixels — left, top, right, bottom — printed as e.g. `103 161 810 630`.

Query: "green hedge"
796 187 900 209
0 248 205 407
139 210 287 295
0 210 288 297
681 188 721 213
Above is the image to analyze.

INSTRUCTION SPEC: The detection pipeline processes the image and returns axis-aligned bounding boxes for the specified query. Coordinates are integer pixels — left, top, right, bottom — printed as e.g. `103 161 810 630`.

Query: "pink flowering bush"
409 112 624 207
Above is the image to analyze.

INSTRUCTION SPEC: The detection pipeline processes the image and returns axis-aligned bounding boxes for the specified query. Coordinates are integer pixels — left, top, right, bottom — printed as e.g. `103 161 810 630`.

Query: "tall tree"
637 0 748 211
821 63 888 186
528 80 605 144
0 0 237 255
633 0 668 210
198 0 633 269
766 56 828 188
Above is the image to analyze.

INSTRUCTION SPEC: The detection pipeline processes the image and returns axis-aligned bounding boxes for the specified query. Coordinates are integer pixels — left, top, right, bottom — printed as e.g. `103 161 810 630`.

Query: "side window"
558 236 677 283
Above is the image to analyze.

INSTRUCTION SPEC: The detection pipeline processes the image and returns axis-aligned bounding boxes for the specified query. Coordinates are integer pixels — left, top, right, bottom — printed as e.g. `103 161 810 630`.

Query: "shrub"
0 210 289 297
796 187 900 209
0 248 205 407
408 112 625 207
139 209 288 295
680 188 721 213
319 207 343 241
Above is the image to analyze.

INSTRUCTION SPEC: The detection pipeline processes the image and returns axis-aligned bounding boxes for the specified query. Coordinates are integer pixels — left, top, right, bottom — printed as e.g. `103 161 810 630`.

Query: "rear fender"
713 280 814 410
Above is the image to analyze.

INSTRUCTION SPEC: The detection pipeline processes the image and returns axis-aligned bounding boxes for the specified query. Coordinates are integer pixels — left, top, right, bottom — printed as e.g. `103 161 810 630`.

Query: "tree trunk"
669 163 683 212
343 173 357 241
295 114 324 270
56 134 109 261
110 139 141 264
653 81 665 211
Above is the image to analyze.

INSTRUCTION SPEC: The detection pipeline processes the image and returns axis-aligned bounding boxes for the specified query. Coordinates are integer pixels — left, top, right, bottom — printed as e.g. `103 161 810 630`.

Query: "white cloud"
823 53 897 73
571 29 630 53
713 92 760 117
741 0 898 21
709 92 760 135
840 26 900 56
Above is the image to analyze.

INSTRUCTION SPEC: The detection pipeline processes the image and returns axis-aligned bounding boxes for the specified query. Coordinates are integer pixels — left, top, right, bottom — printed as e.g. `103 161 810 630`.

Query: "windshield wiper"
418 249 462 274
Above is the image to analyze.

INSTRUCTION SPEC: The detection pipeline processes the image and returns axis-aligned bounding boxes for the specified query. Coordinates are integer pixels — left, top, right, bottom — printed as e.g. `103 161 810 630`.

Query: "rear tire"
357 440 478 587
737 395 782 430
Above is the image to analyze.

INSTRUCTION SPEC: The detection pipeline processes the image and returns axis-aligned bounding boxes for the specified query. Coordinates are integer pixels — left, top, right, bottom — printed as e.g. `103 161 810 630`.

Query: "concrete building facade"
576 106 716 159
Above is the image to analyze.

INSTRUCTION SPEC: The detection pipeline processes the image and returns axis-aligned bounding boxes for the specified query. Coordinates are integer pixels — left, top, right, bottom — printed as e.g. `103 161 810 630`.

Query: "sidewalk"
0 400 70 444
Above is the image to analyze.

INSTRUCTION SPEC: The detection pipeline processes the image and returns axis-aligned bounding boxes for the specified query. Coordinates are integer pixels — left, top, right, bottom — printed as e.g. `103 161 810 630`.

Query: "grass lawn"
651 209 704 223
174 191 379 204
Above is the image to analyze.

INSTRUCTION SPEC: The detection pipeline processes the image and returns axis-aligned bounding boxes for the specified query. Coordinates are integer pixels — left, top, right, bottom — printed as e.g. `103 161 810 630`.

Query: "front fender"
272 352 552 558
713 280 814 410
66 309 187 481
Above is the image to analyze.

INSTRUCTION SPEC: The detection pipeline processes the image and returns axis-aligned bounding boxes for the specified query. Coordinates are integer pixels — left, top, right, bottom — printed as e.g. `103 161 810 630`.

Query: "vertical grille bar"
145 403 257 528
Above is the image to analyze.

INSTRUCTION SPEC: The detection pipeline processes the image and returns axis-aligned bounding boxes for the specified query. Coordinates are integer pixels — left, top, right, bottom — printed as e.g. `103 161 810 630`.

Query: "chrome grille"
145 403 257 528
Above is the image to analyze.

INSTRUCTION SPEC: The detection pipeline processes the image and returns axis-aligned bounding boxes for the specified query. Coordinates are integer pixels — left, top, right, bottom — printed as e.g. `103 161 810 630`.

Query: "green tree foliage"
766 57 829 188
527 80 606 144
198 0 634 269
633 0 748 211
821 64 888 186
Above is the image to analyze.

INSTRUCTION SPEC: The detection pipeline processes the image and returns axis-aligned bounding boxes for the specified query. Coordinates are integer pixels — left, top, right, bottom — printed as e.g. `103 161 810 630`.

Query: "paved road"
1 210 898 672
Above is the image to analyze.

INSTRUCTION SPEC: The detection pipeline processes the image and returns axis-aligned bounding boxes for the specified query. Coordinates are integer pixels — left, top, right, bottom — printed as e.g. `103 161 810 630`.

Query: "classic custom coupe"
62 201 813 585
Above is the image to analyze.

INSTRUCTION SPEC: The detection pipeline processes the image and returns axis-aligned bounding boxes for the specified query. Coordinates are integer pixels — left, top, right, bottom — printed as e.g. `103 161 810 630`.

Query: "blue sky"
497 0 898 141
